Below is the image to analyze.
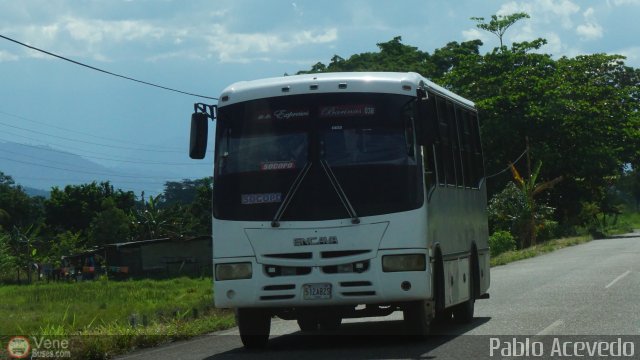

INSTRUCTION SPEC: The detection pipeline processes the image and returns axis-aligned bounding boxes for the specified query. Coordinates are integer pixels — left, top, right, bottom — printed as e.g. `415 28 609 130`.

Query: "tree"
429 40 483 79
131 195 176 240
47 231 84 268
6 225 40 283
88 198 132 246
541 54 640 222
443 23 639 223
618 167 640 210
159 178 211 207
45 181 135 237
188 177 213 236
298 36 432 75
471 12 530 48
0 172 43 230
0 232 17 278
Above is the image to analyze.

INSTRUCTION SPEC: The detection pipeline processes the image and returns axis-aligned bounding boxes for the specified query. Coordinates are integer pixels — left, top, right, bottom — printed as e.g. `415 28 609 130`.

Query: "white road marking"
536 319 564 335
605 270 631 289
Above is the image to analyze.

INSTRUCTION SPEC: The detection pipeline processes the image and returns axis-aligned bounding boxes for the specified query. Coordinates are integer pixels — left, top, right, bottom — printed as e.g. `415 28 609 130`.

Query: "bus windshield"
213 93 423 221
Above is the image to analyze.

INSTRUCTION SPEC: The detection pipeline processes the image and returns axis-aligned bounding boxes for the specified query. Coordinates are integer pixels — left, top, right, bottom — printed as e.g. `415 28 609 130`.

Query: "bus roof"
217 72 475 110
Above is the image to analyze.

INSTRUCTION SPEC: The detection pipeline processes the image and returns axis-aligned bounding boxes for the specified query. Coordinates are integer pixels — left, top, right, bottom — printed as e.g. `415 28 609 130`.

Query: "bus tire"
403 300 432 337
318 314 342 331
433 252 451 324
453 253 476 323
236 308 271 349
297 314 319 331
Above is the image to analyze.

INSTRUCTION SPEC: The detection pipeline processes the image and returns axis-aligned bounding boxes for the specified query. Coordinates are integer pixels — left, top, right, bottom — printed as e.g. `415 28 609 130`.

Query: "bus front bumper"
213 249 432 309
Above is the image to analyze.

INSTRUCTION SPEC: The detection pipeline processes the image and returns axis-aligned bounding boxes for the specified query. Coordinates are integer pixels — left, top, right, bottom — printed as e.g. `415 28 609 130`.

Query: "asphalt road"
118 232 640 360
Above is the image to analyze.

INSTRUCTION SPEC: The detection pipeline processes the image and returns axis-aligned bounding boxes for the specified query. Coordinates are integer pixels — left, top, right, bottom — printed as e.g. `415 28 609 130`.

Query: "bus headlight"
382 254 426 272
215 263 252 281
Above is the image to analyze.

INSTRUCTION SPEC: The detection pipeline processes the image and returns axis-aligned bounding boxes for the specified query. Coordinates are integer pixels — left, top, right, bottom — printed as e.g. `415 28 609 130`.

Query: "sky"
0 0 639 195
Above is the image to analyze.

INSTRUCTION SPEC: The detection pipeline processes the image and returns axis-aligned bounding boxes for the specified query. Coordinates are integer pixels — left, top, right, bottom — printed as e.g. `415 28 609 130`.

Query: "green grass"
602 211 640 236
490 211 640 267
490 235 592 267
0 277 235 359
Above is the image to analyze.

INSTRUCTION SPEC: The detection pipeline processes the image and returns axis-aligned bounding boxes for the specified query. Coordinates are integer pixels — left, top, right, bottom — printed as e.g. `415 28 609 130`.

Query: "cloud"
1 10 338 65
63 17 165 45
497 0 580 29
616 46 640 67
0 50 19 62
461 28 488 43
575 22 603 40
575 7 603 40
206 26 338 63
291 2 303 17
606 0 640 6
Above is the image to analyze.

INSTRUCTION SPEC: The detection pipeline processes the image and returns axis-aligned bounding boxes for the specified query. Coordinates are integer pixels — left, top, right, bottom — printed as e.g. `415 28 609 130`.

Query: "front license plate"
303 283 332 300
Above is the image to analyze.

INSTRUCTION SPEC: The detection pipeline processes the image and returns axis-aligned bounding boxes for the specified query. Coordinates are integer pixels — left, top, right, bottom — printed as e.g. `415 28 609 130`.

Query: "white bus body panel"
426 181 491 304
210 72 490 310
212 207 432 308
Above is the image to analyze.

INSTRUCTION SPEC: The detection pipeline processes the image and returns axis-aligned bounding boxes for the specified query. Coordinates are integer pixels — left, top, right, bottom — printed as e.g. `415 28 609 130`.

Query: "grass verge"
490 235 593 267
0 277 235 359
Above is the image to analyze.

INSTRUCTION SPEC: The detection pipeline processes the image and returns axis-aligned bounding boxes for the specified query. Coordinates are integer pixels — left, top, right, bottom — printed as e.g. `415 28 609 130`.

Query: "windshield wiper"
271 162 312 228
320 159 360 224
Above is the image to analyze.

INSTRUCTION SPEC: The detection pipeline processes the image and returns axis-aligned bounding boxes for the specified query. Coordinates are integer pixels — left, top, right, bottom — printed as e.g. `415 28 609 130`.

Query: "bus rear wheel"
236 308 271 349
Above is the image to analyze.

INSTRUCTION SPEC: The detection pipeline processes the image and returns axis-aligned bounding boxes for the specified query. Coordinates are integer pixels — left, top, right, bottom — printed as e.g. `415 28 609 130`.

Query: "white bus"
189 72 490 348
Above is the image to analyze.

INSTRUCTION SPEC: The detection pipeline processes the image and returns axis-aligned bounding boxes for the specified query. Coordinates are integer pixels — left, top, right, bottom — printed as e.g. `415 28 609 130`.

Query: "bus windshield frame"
213 92 424 221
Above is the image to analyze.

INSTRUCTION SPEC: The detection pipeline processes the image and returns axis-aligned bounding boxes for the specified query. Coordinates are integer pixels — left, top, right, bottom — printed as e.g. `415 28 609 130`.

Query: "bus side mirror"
189 112 208 159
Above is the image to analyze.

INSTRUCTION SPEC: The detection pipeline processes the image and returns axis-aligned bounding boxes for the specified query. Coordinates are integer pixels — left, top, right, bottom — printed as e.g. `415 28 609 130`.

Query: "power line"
0 33 218 101
0 131 211 164
484 149 528 180
14 175 169 185
0 156 186 180
0 120 182 153
0 109 183 151
0 110 213 156
0 131 214 166
0 147 209 170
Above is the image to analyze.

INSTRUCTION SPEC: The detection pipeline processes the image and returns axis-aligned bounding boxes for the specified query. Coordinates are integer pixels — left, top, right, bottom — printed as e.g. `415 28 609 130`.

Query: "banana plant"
510 160 563 247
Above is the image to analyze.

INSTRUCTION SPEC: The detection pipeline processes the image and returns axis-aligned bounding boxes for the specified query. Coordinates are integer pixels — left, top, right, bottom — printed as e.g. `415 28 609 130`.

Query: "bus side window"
435 97 451 186
460 109 473 189
421 95 438 189
446 101 460 187
470 112 484 187
453 106 467 188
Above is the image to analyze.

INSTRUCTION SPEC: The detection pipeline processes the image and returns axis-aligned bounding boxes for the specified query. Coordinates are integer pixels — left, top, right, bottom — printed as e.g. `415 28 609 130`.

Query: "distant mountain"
23 186 50 198
0 141 174 196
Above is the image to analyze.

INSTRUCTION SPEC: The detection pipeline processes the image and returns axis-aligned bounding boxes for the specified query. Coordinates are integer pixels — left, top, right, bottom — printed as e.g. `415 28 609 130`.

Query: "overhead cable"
0 33 218 100
484 149 528 180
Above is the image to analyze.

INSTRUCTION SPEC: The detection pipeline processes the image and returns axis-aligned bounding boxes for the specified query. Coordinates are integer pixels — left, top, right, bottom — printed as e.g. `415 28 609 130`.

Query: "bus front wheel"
236 308 271 349
297 314 319 331
403 300 433 337
318 314 342 330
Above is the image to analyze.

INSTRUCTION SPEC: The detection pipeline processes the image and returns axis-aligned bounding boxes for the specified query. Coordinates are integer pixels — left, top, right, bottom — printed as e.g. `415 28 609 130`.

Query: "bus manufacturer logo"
293 236 338 246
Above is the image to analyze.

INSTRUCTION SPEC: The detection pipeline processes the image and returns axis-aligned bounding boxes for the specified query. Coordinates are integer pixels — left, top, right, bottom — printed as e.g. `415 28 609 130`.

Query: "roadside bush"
489 231 517 257
537 220 560 242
